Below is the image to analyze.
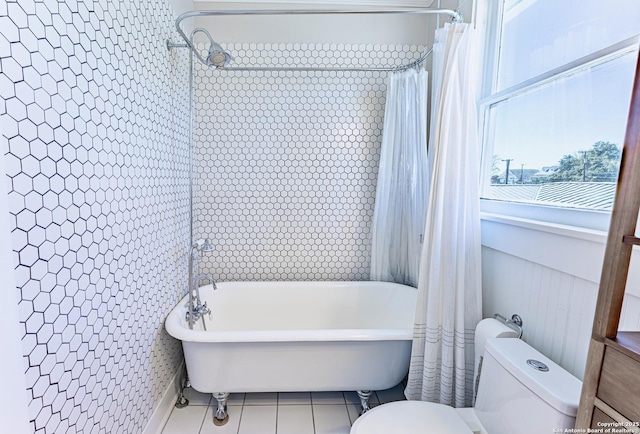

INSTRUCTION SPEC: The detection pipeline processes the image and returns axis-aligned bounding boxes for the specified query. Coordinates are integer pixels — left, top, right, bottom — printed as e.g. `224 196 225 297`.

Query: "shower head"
201 239 215 253
190 28 232 68
206 41 232 68
193 239 215 253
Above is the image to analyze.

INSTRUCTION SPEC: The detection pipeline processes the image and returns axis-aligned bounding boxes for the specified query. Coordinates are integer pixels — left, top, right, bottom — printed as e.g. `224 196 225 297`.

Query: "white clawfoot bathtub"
165 281 417 423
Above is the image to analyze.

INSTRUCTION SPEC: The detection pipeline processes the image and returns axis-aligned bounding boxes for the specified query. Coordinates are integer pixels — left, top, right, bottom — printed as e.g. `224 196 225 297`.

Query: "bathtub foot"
212 392 230 425
175 391 189 409
357 390 373 414
213 414 229 426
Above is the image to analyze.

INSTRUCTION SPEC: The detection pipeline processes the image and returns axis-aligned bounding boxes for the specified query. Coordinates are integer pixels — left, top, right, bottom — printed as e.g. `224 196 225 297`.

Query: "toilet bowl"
350 338 581 434
351 401 477 434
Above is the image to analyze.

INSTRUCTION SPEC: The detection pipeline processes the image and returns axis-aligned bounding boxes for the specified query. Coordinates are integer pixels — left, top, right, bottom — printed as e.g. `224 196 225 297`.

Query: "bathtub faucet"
186 239 216 329
186 274 215 324
196 273 217 291
185 299 211 326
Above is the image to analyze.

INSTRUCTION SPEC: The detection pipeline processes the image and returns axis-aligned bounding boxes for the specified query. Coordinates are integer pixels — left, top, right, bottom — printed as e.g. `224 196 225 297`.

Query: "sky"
488 0 639 173
491 53 636 172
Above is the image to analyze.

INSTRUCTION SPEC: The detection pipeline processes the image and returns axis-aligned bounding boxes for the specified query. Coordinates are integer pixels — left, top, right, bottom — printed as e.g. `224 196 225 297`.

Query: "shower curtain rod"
170 8 463 73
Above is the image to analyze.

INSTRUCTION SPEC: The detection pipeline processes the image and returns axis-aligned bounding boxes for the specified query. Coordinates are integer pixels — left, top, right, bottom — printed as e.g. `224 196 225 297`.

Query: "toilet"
351 338 582 434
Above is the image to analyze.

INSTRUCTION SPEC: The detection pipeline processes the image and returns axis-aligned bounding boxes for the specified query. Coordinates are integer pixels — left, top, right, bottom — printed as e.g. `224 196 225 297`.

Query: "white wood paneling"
481 213 607 284
482 245 640 380
620 291 640 331
481 214 640 290
482 246 598 379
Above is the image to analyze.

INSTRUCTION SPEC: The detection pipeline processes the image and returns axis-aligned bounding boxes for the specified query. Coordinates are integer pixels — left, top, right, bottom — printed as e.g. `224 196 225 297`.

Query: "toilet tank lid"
484 338 582 417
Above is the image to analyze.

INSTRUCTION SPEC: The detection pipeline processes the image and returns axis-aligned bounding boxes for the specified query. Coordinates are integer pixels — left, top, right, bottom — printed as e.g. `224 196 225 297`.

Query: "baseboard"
142 363 184 434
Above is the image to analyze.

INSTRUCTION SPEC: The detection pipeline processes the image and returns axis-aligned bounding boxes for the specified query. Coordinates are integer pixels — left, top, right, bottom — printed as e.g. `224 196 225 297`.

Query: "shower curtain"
404 23 482 407
370 69 429 287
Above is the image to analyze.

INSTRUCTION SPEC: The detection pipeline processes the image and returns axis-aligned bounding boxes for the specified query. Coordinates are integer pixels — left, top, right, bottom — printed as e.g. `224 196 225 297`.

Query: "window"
480 0 640 213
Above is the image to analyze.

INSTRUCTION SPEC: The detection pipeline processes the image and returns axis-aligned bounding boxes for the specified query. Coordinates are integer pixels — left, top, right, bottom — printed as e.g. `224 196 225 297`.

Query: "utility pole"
502 159 514 184
520 163 524 184
579 151 588 182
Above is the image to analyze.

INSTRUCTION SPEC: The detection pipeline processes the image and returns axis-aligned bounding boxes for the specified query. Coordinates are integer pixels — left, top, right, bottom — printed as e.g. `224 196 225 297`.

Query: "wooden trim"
577 49 640 429
576 339 606 428
597 345 640 422
592 50 640 339
622 235 640 245
594 398 638 428
607 332 640 362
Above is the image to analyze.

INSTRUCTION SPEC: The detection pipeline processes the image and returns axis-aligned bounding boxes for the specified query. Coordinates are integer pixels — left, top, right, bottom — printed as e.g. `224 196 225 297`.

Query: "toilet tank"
474 338 581 434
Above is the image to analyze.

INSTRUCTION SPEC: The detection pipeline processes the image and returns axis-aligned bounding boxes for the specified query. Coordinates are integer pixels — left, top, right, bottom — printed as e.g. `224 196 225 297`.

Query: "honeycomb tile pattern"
0 1 190 433
194 43 425 281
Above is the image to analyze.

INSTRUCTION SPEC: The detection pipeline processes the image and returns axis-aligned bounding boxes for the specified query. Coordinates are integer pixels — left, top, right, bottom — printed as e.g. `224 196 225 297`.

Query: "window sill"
480 212 608 244
480 198 612 232
479 201 609 284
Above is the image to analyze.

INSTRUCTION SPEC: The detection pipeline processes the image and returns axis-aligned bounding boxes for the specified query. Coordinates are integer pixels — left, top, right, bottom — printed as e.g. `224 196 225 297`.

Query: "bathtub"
165 280 417 422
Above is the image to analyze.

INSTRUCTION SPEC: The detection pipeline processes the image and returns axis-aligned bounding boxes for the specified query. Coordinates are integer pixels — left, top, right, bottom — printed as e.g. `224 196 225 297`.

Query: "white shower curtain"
405 23 483 408
370 69 429 287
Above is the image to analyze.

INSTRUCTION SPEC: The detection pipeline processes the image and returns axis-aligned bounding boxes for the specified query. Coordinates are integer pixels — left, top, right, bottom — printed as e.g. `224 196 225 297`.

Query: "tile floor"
161 383 407 434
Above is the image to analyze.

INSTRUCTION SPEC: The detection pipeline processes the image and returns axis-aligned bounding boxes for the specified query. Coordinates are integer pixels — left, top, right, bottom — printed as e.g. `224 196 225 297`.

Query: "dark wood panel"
609 332 640 363
597 346 640 422
591 407 617 428
578 339 606 427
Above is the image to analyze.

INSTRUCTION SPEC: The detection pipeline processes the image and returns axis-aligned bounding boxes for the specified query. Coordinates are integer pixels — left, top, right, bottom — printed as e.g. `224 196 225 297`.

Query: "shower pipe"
167 8 463 72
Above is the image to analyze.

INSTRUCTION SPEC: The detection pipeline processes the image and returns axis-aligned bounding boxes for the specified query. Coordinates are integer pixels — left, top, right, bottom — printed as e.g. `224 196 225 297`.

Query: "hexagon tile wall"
2 1 427 429
194 43 426 281
0 1 190 433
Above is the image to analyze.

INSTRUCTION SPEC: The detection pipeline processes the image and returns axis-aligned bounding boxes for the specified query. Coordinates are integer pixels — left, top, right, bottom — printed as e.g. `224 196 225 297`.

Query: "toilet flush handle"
526 359 549 372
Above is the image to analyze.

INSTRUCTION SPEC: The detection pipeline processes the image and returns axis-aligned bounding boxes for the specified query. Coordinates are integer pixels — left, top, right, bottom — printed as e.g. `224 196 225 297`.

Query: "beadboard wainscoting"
481 212 640 379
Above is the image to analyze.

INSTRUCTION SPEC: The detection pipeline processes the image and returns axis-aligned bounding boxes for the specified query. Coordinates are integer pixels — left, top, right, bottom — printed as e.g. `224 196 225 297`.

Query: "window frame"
478 0 640 232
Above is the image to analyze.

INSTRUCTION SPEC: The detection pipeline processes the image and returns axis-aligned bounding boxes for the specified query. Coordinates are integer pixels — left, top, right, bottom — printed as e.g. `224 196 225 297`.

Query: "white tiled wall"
193 42 426 281
0 0 191 433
